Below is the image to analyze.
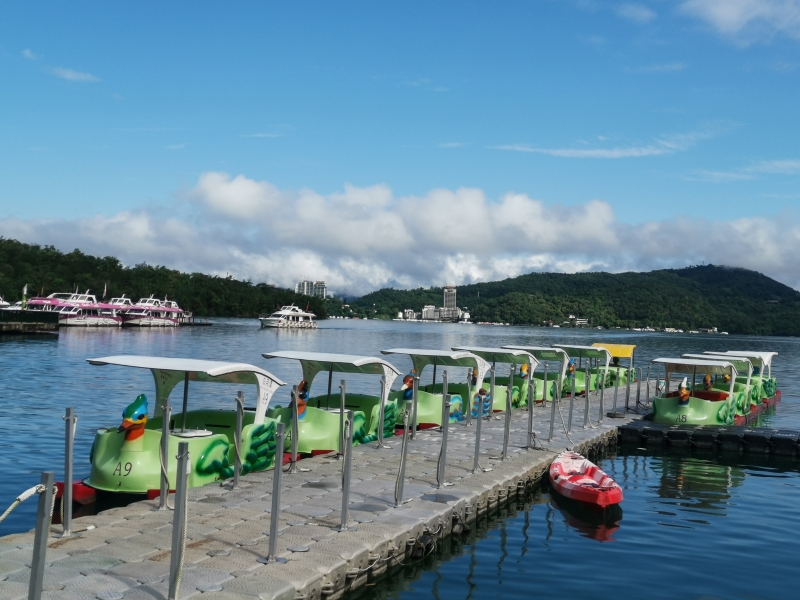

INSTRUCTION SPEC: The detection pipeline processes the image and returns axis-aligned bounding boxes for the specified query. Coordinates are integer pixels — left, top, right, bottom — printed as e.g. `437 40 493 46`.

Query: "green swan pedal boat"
591 343 636 387
552 345 613 396
380 348 490 427
262 350 401 455
703 351 779 403
651 357 744 426
450 346 538 411
502 345 570 403
85 355 285 496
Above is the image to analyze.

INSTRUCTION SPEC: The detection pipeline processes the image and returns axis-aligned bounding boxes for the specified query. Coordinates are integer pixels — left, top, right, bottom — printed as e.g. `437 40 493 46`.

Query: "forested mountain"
352 266 800 336
0 238 328 318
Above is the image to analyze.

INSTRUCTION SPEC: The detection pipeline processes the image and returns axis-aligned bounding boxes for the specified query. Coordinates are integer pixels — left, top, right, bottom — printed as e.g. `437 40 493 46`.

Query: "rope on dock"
0 484 56 525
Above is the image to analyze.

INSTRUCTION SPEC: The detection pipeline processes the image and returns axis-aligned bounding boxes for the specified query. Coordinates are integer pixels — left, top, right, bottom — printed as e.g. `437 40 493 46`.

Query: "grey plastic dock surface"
0 390 638 600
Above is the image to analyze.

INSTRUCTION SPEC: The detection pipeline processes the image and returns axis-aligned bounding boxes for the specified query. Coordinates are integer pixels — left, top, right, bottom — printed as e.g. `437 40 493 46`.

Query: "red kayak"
549 451 623 508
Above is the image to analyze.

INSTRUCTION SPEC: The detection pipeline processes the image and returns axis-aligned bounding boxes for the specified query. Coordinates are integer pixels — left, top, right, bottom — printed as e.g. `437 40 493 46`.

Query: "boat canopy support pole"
502 365 514 459
326 366 333 410
411 376 419 439
180 373 189 432
432 358 437 393
233 392 244 489
464 368 472 428
377 376 389 449
490 368 497 420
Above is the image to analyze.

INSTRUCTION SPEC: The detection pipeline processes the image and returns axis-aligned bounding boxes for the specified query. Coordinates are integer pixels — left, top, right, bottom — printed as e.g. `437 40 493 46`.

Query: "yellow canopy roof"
592 343 636 359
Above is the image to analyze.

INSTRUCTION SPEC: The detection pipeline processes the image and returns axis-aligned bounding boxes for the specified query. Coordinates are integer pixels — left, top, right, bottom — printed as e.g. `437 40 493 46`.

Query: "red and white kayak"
549 451 623 508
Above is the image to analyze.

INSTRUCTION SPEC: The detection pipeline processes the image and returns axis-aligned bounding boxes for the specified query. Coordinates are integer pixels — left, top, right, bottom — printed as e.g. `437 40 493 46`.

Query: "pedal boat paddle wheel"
84 356 285 497
702 351 780 404
551 344 613 397
450 346 539 412
261 351 401 455
380 348 490 427
502 345 570 404
651 357 743 426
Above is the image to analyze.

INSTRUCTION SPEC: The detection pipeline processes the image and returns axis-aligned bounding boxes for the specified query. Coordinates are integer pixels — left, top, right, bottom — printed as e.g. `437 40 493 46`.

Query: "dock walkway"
0 389 639 600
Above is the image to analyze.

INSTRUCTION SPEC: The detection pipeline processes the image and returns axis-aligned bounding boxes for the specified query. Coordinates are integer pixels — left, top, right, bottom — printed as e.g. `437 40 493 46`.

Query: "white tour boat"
259 305 318 329
122 296 181 327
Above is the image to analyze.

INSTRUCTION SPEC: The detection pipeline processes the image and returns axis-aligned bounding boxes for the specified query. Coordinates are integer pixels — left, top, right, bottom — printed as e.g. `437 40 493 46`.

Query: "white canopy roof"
703 350 776 374
552 344 612 362
381 348 490 389
651 357 738 377
503 345 569 380
262 351 401 405
683 354 752 375
451 346 538 367
87 355 285 423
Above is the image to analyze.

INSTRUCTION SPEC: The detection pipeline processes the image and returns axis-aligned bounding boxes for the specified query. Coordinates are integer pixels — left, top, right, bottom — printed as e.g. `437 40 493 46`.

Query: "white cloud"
617 3 658 23
48 67 101 82
3 174 800 293
690 158 800 181
22 49 38 60
680 0 800 40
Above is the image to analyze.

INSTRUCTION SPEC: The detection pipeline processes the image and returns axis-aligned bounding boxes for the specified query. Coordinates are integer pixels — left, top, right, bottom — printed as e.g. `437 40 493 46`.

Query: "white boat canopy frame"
502 345 570 383
450 346 539 372
702 351 777 378
381 348 491 388
682 354 752 396
651 357 738 397
87 355 286 424
552 344 612 381
261 350 401 408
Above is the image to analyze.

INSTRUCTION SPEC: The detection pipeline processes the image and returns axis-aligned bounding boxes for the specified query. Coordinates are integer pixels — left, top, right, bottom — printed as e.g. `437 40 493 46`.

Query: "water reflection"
549 491 623 542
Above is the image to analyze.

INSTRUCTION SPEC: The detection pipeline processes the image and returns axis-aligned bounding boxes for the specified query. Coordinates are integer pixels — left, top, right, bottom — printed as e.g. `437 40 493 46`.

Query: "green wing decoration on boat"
352 412 375 444
241 421 277 475
196 438 233 478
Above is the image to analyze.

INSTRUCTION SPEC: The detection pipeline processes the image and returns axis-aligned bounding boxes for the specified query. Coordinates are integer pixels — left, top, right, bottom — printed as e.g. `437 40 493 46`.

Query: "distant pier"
0 310 58 335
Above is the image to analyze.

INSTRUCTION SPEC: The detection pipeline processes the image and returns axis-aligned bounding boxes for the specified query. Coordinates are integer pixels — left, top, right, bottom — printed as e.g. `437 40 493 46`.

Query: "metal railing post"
339 380 346 457
526 369 535 449
339 411 354 530
289 386 299 473
464 368 473 427
489 368 496 420
259 423 287 564
645 365 652 404
233 392 244 489
548 378 558 442
159 396 172 510
472 386 484 472
583 368 590 429
377 375 388 448
61 407 76 536
635 368 643 412
395 410 409 506
625 368 632 412
599 373 605 423
168 442 190 600
411 376 419 439
567 376 575 433
613 374 620 411
28 471 54 600
502 366 514 460
437 371 450 488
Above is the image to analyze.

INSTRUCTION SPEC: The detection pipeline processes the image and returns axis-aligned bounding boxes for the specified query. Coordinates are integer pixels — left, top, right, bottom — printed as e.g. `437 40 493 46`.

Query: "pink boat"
122 296 182 327
549 451 623 509
27 292 124 327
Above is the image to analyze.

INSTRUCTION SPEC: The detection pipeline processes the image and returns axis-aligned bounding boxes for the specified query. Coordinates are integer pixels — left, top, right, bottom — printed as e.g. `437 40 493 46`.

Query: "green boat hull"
87 409 278 494
391 390 464 427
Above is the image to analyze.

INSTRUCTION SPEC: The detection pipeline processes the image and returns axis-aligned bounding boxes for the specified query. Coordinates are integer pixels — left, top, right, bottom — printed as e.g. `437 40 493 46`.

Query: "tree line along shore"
2 238 799 336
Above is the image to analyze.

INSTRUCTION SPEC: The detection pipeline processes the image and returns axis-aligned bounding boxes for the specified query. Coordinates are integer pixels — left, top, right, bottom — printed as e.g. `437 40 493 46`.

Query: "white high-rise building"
443 285 456 310
295 280 328 298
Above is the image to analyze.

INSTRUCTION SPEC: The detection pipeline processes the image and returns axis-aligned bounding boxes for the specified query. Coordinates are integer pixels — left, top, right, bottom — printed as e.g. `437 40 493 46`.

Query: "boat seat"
665 390 728 401
171 429 214 438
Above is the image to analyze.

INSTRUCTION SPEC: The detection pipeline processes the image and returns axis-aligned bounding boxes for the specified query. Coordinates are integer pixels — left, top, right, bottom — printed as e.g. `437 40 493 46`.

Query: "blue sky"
2 1 800 293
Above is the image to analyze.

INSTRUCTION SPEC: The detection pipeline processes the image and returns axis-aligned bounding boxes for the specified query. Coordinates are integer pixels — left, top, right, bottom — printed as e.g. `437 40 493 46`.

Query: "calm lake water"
1 320 798 598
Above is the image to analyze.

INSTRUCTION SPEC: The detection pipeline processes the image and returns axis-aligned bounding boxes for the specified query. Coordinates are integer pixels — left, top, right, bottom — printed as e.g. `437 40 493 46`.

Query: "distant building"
443 285 457 310
403 309 418 320
422 305 438 320
295 280 327 298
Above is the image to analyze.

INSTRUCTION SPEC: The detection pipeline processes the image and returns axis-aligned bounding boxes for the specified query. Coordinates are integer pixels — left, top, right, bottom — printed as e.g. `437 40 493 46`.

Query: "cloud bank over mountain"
2 172 799 294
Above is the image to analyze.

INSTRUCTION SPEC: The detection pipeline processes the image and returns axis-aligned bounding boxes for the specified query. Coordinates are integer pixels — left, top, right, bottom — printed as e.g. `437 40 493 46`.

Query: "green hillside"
0 238 329 318
352 266 800 336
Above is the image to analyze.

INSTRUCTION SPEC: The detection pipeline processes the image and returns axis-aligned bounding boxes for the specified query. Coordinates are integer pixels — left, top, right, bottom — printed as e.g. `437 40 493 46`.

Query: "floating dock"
618 419 799 455
0 310 59 335
0 388 642 599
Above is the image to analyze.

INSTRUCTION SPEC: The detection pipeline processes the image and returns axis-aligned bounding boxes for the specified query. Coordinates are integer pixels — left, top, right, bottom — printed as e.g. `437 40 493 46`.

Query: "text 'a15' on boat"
381 348 490 427
259 305 318 329
122 296 182 327
64 355 286 503
549 451 623 510
261 351 401 454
